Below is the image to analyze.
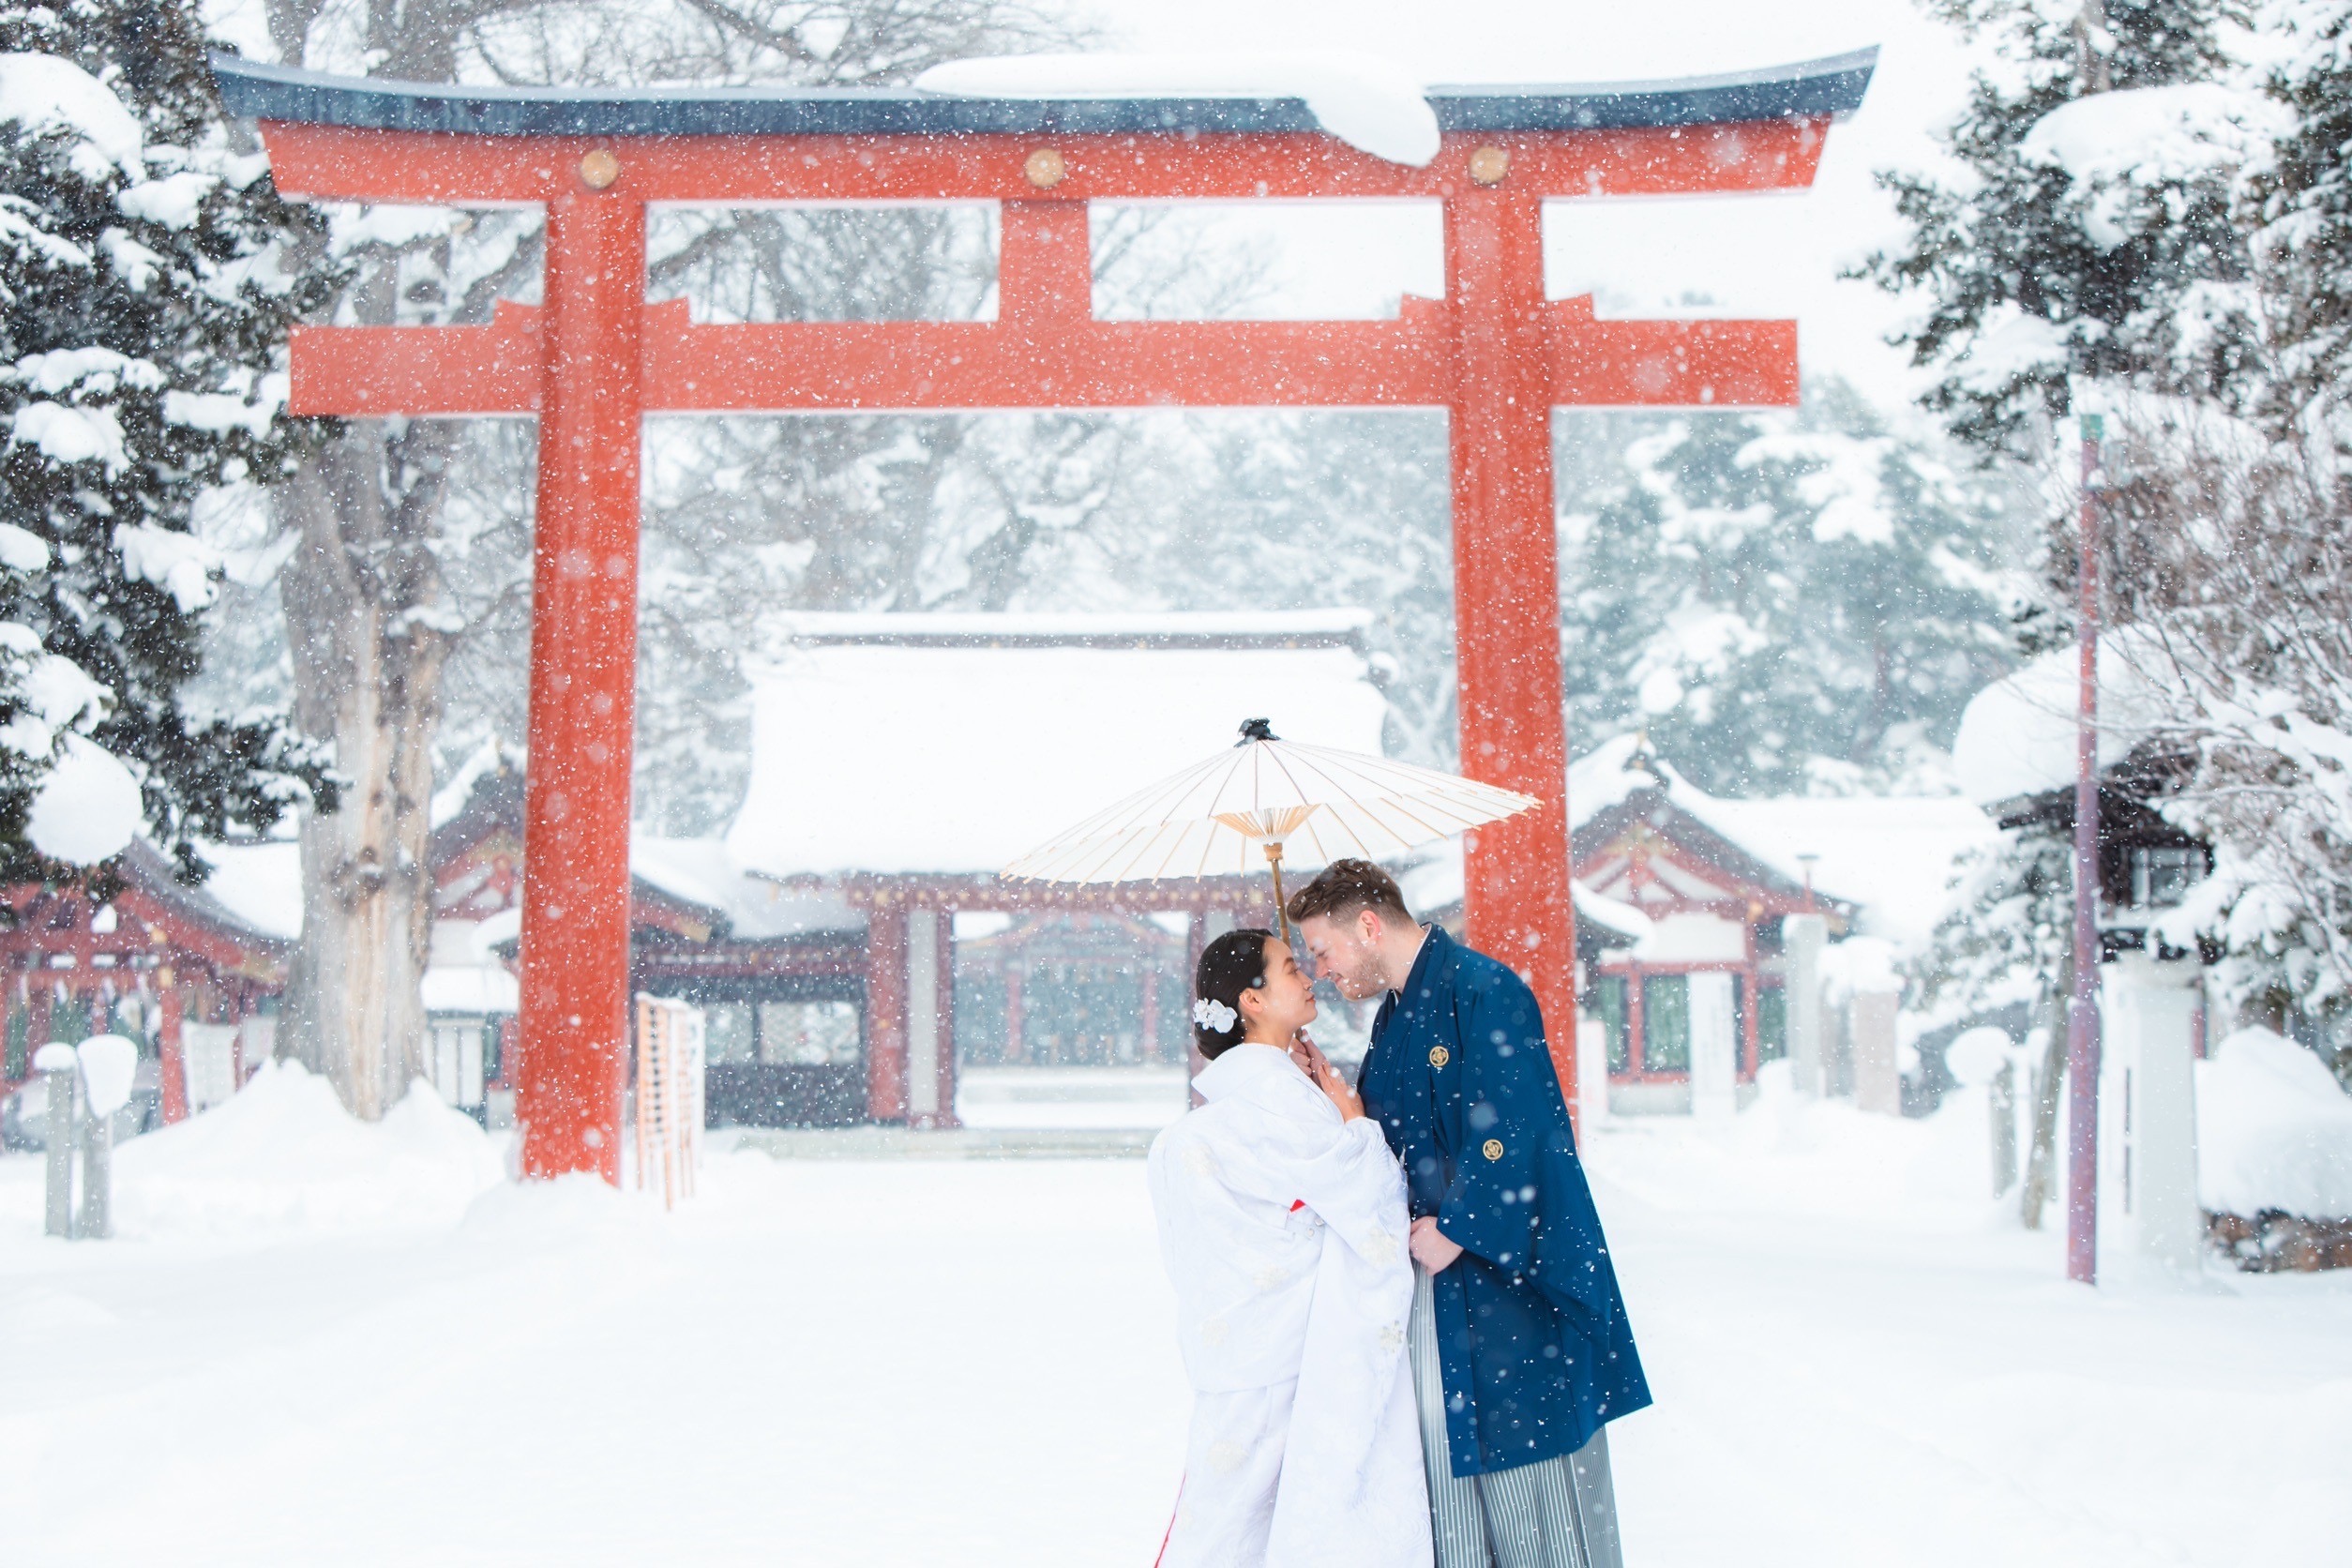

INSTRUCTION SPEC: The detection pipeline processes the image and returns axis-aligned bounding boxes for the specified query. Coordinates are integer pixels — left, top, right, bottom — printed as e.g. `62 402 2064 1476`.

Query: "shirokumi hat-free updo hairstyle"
1193 927 1277 1060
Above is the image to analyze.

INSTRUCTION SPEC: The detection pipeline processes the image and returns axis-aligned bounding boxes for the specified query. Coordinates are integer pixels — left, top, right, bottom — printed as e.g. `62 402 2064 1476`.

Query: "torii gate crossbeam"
216 52 1875 1181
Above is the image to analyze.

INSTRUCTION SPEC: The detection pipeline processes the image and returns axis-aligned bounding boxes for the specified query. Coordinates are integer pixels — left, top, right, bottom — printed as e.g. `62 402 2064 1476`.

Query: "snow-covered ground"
2 1064 2345 1566
955 1064 1189 1129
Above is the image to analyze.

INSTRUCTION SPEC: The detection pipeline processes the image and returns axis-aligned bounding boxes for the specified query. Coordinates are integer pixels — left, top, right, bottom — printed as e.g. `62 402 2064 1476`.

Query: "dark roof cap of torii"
209 50 1877 140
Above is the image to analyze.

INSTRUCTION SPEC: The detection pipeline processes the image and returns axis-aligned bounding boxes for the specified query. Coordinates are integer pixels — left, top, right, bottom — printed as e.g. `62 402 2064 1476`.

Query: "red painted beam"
257 121 1831 206
288 298 541 417
290 295 1795 418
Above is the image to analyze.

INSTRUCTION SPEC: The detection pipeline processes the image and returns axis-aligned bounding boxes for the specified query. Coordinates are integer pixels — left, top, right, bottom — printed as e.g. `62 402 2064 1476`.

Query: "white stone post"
1990 1060 2019 1197
1783 913 1827 1096
72 1035 138 1243
1850 990 1902 1116
906 909 942 1129
1687 971 1739 1118
1576 1016 1610 1134
2100 952 2204 1279
37 1042 76 1238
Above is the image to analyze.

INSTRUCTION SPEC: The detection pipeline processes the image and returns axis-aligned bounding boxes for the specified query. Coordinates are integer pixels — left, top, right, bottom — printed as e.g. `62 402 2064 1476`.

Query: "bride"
1146 928 1430 1568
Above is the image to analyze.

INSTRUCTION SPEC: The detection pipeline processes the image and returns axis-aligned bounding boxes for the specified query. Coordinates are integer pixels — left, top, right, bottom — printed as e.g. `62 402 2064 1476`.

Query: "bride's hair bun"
1192 928 1275 1060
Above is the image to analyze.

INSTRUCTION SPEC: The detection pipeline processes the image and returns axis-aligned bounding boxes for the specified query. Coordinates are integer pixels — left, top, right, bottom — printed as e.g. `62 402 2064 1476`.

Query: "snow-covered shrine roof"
725 611 1389 880
124 841 301 949
630 835 862 941
1952 634 2170 811
1409 734 1997 955
182 837 303 945
211 51 1877 141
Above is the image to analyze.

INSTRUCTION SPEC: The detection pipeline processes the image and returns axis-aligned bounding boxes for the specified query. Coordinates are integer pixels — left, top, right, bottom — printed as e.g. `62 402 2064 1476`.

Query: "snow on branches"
1860 0 2259 452
1558 383 2021 798
0 0 335 885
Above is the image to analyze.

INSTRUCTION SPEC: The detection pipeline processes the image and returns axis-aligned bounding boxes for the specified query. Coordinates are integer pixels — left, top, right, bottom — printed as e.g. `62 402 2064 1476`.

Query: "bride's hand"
1294 1033 1364 1123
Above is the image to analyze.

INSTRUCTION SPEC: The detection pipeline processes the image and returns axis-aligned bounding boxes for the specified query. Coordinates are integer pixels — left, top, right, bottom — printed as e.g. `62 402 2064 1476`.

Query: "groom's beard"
1329 953 1388 1002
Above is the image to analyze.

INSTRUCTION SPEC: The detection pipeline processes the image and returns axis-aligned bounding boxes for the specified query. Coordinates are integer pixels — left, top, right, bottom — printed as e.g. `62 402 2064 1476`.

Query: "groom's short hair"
1287 858 1412 927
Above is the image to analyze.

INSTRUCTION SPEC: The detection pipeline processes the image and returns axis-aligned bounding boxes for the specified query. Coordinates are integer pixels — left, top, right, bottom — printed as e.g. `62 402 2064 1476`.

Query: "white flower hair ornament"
1192 997 1239 1033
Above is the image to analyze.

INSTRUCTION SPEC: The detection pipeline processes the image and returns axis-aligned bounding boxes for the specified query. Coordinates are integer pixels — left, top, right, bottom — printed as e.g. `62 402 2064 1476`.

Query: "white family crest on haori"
1147 1044 1431 1568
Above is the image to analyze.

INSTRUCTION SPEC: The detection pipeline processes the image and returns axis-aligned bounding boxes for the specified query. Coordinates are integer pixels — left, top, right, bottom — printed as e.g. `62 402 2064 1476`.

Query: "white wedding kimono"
1147 1042 1431 1568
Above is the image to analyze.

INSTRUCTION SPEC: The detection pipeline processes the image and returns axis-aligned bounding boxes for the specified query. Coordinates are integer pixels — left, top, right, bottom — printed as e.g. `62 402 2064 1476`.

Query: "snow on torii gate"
216 51 1876 1182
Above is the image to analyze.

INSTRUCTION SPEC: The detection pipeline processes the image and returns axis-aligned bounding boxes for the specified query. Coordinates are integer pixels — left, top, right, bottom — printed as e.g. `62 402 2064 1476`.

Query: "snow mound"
2196 1028 2352 1221
916 53 1440 167
2022 84 2284 248
115 522 220 612
0 522 47 571
76 1033 137 1117
25 734 140 864
112 1062 505 1239
0 53 142 178
1586 1060 2009 1227
1952 631 2170 806
12 401 128 472
459 1170 665 1249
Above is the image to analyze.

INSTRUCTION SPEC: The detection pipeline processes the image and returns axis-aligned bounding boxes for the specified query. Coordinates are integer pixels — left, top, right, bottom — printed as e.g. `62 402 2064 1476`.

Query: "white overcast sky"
1064 0 1988 411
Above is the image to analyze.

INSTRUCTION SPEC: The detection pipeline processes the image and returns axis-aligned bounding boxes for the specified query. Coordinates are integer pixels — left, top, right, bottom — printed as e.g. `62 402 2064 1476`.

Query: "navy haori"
1359 925 1651 1476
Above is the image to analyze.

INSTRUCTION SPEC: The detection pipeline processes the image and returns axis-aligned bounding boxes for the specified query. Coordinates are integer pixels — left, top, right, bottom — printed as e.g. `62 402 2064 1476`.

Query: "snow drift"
2196 1027 2352 1220
109 1060 505 1238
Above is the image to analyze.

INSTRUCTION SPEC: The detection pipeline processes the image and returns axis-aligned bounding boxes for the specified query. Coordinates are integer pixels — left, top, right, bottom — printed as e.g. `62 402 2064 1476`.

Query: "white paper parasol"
1000 718 1541 936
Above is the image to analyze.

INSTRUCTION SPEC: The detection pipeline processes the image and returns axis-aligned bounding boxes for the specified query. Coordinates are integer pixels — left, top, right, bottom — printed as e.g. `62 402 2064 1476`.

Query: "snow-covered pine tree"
1905 826 2075 1223
1556 383 2018 796
0 0 332 890
1089 410 1457 768
1859 0 2254 454
2255 0 2352 428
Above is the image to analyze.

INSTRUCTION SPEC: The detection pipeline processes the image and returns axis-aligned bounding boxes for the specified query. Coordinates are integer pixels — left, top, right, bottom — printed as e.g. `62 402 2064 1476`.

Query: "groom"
1289 860 1648 1568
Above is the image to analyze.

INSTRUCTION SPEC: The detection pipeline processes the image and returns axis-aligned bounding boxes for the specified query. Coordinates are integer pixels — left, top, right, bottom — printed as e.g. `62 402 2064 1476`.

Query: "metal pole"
2067 414 2104 1286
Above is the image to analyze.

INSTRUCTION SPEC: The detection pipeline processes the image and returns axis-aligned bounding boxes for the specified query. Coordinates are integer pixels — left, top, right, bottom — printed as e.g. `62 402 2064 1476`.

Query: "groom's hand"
1410 1216 1464 1274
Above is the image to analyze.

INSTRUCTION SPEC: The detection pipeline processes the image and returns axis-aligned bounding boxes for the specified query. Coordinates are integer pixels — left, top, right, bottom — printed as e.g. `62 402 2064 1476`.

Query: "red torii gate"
216 51 1875 1181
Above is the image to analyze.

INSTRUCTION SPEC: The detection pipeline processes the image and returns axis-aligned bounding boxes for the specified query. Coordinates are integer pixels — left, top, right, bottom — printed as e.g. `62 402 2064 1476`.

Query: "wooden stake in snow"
633 997 704 1211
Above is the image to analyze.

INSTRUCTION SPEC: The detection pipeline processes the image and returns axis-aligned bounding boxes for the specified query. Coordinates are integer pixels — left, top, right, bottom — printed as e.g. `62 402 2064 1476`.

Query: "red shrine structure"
213 51 1876 1181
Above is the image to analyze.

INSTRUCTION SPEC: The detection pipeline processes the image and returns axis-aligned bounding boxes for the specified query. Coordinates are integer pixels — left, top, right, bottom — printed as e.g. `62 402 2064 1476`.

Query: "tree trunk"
272 423 454 1119
2018 943 2073 1229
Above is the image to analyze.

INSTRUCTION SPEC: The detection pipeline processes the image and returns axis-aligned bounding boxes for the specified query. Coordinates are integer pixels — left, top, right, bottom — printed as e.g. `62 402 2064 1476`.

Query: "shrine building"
0 611 1385 1135
2 618 1992 1134
1408 735 1995 1114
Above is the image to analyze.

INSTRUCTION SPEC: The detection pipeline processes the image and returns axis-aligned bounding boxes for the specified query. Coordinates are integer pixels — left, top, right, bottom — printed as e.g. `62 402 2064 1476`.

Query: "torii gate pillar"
514 188 647 1178
218 51 1876 1179
1449 181 1570 1018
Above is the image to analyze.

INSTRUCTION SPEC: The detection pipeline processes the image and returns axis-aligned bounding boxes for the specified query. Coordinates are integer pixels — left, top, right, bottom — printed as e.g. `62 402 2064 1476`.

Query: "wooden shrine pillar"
903 907 957 1129
865 901 909 1123
157 975 188 1124
1446 175 1579 1115
515 164 647 1182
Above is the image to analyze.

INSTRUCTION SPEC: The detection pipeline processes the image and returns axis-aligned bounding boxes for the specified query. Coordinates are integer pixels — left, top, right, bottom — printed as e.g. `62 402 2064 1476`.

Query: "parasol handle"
1264 840 1289 942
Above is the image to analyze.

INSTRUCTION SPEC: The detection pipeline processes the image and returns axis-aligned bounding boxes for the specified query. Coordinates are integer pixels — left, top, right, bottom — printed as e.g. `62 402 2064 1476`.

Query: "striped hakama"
1409 1267 1624 1568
